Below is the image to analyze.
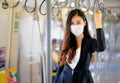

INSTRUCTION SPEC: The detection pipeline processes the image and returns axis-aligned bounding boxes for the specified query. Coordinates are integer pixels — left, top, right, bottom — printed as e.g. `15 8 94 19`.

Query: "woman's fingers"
94 10 102 28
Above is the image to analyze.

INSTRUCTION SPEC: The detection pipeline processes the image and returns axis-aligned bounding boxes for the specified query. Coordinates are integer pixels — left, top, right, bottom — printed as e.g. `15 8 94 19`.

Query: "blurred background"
0 0 120 83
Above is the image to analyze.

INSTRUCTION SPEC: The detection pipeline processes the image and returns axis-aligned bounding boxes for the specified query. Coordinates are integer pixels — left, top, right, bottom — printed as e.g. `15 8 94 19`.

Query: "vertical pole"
7 7 14 69
46 0 52 83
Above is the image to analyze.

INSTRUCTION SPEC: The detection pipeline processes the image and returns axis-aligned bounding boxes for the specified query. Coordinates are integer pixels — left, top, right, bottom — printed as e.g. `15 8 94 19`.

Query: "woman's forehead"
71 15 83 22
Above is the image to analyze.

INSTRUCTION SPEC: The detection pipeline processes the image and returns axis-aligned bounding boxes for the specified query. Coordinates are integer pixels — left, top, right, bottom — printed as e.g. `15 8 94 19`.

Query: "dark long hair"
60 9 90 66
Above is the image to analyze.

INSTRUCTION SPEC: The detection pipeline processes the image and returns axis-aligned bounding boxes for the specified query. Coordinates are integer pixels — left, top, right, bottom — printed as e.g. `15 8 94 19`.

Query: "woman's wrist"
95 23 102 29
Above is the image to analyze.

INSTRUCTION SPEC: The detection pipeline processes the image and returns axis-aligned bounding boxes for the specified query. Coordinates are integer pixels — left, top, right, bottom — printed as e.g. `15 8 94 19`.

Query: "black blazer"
53 28 106 83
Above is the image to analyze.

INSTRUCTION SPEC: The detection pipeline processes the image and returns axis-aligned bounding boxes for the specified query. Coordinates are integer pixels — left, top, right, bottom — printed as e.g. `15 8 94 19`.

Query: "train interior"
0 0 120 83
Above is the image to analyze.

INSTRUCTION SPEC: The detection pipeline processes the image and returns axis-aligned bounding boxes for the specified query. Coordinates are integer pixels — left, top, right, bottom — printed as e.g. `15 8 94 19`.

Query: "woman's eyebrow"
71 20 81 23
76 20 81 22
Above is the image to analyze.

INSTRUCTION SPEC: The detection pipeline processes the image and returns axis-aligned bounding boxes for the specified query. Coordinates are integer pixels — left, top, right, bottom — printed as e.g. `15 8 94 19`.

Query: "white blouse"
67 47 81 70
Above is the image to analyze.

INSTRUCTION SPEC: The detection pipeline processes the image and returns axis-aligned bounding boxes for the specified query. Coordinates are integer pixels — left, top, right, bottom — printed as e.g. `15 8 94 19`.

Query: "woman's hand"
90 53 95 64
94 10 102 29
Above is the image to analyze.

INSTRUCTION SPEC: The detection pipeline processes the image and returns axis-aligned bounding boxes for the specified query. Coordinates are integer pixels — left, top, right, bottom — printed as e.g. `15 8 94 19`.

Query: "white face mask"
71 25 84 37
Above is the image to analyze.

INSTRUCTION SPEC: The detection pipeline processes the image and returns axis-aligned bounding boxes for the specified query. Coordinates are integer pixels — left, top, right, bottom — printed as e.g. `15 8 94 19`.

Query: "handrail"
51 0 59 17
24 0 37 13
39 0 46 15
5 0 20 8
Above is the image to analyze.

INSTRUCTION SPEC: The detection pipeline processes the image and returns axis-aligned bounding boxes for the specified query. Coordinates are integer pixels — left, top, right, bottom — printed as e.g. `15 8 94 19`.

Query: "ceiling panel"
104 0 120 13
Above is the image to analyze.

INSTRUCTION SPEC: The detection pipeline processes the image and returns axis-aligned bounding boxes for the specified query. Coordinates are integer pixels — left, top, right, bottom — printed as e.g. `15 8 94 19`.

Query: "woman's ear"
83 21 86 26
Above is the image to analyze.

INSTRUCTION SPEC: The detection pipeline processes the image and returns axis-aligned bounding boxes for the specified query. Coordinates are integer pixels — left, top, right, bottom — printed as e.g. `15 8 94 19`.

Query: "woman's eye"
71 23 74 25
77 22 81 24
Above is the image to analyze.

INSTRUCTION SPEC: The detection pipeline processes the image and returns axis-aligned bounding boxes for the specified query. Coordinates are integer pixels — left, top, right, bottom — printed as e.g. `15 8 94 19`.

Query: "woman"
53 9 106 83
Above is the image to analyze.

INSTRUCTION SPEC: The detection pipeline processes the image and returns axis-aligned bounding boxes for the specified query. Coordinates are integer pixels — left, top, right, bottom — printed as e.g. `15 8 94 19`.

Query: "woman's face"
71 14 86 26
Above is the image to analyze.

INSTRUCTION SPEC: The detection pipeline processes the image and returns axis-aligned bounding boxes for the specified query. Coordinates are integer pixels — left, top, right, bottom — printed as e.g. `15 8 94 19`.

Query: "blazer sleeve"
91 28 106 52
